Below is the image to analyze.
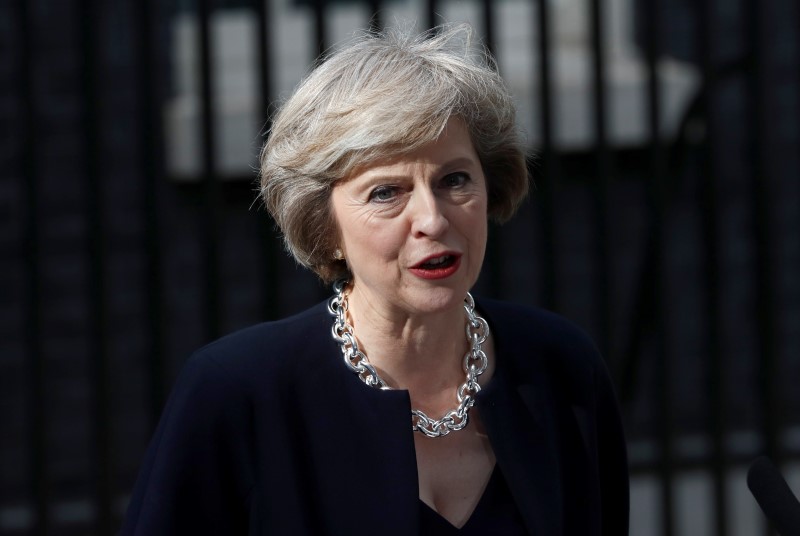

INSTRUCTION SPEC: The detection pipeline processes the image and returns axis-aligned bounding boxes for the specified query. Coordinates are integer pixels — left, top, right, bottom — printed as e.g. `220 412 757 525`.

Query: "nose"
409 186 449 238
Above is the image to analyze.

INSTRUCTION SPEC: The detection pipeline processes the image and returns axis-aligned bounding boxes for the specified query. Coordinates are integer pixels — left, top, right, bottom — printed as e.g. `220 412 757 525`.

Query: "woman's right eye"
368 186 397 203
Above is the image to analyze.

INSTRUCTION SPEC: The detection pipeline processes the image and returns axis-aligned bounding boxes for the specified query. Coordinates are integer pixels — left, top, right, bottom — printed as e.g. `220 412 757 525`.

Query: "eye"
441 172 470 189
368 185 399 203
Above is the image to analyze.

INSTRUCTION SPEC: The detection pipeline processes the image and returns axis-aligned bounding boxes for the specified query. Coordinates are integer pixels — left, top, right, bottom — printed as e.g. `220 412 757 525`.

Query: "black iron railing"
5 0 798 534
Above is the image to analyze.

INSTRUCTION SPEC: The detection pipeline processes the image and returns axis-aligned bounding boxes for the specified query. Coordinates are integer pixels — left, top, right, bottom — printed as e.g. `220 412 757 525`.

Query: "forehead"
344 117 479 180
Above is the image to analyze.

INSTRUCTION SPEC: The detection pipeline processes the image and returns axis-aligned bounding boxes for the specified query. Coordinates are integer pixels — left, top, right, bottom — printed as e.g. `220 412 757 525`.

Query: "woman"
122 24 628 535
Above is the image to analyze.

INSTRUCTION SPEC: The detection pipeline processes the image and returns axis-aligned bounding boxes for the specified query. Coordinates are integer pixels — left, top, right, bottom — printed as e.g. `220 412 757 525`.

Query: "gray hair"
259 23 529 283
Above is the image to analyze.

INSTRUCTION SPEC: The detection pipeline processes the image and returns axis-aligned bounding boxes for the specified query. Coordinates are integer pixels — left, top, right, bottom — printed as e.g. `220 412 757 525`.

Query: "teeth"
425 255 450 266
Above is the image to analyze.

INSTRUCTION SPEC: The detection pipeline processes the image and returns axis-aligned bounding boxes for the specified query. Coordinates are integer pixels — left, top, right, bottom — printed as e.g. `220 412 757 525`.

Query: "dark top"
419 465 527 535
121 298 629 535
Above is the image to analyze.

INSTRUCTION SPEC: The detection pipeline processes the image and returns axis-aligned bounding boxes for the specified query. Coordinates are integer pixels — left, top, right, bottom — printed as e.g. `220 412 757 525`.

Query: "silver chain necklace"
327 279 490 438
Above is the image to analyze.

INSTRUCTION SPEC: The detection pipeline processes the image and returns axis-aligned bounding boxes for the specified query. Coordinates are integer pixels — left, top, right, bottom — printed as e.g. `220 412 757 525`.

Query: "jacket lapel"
308 340 420 535
475 295 605 536
478 367 564 535
343 385 421 535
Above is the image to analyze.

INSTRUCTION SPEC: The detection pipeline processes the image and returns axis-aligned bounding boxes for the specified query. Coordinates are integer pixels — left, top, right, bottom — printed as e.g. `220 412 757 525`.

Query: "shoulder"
477 297 601 363
477 298 608 397
182 300 334 391
121 306 340 535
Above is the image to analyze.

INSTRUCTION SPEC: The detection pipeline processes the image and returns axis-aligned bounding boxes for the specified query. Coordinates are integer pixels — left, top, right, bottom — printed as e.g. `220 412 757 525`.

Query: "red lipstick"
408 253 462 280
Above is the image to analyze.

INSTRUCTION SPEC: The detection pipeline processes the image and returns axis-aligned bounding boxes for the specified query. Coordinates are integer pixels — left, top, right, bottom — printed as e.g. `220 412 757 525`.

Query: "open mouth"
417 254 457 270
410 254 461 280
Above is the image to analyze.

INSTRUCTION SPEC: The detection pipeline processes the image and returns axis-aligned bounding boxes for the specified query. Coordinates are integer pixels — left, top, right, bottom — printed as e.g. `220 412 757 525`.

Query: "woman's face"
330 118 488 318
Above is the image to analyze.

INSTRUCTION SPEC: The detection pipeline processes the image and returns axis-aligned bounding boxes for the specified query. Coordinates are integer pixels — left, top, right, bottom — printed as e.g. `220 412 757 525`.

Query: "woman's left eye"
441 172 470 189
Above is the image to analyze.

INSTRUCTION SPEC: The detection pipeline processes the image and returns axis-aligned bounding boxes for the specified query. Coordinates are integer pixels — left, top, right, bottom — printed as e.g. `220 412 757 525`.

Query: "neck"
345 287 469 399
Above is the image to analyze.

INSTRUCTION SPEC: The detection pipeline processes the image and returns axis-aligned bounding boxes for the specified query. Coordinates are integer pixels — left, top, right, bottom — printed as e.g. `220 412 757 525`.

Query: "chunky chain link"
327 279 490 438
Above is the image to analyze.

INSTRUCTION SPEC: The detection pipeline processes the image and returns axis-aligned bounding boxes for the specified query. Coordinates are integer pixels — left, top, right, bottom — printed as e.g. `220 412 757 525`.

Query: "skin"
330 118 497 527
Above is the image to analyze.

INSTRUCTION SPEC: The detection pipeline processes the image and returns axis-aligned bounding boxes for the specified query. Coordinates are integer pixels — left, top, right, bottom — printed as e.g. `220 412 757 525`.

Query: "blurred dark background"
1 0 799 534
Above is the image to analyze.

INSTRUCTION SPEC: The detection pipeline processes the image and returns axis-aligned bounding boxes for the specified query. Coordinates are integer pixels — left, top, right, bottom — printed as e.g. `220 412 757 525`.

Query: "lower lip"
408 256 462 280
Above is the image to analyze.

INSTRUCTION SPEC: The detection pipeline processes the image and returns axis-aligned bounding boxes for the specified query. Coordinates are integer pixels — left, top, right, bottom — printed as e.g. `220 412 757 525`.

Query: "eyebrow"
357 155 480 182
440 156 481 171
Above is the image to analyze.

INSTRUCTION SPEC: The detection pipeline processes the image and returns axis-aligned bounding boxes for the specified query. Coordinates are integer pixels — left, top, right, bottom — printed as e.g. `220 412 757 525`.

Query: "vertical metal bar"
312 0 327 59
197 0 222 340
254 0 280 320
479 0 503 297
643 0 665 219
137 0 167 424
697 0 727 534
746 0 779 469
425 0 438 30
642 0 678 534
19 0 48 532
367 0 382 32
79 0 113 532
481 0 495 56
535 0 559 311
309 0 330 303
588 0 612 359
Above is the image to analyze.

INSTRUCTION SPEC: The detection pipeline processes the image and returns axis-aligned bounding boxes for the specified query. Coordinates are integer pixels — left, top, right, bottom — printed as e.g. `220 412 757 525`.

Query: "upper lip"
411 252 461 268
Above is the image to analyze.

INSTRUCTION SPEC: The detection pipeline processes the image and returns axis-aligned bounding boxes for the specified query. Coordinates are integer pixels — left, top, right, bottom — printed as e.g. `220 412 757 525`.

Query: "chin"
404 284 469 314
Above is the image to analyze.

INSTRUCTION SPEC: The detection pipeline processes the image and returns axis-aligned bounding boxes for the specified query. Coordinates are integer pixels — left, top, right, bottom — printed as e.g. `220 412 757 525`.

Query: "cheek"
460 199 489 235
342 219 402 263
464 207 488 259
472 220 488 255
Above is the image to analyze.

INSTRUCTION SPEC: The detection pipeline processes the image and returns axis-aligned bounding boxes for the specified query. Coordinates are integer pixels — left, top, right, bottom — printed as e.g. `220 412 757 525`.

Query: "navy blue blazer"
121 298 629 535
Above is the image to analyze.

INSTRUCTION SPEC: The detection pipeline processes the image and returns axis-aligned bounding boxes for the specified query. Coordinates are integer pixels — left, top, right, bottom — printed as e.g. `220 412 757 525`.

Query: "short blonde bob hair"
260 23 529 283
